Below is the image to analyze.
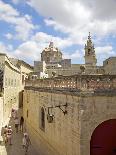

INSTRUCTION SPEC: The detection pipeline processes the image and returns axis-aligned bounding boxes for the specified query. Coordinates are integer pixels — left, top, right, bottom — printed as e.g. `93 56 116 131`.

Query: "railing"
25 75 116 92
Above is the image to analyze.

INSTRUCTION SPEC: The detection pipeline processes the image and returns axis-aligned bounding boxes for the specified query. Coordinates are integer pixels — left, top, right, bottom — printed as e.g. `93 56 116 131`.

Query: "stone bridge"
23 74 116 155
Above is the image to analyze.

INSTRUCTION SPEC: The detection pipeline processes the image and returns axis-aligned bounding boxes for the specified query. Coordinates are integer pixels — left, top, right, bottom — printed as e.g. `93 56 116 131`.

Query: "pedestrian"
20 116 24 132
22 132 31 154
11 108 15 119
3 125 8 143
11 109 17 119
14 117 19 133
7 126 13 145
14 109 18 119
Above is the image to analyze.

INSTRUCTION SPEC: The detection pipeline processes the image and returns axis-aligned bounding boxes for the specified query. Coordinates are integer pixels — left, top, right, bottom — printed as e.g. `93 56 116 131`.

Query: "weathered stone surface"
23 87 116 155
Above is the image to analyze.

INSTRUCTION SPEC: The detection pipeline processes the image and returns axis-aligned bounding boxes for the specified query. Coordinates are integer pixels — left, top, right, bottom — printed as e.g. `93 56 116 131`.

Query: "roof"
18 60 34 70
104 57 116 62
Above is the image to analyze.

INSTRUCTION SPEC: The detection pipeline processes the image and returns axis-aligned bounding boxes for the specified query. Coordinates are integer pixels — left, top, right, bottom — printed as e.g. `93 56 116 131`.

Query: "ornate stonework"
84 32 97 68
41 42 62 63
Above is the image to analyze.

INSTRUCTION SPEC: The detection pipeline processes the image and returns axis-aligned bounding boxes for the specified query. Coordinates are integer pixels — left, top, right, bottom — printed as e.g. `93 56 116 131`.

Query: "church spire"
49 41 54 48
88 32 91 40
84 32 97 67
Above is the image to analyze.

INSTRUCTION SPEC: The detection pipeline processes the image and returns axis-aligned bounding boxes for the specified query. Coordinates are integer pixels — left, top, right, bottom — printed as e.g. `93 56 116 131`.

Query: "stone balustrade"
25 75 116 92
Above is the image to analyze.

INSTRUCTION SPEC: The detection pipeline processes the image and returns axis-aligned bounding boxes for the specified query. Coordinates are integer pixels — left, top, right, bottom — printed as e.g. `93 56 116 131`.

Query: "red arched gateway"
90 119 116 155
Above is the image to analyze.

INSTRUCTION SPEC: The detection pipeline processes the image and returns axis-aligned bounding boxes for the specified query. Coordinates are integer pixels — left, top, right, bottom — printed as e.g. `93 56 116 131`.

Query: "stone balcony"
25 74 116 95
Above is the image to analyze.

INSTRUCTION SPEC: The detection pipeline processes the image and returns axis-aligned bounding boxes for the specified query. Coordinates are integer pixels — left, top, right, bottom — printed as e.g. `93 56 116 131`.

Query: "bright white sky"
0 0 116 65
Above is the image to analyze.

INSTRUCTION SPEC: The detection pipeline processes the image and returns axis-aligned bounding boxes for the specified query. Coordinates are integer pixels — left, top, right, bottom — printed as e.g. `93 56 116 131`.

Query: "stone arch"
90 119 116 155
80 95 116 155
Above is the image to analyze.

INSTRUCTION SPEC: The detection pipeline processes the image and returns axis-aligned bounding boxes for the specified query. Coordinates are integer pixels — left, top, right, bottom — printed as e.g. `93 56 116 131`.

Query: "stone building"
34 41 72 78
41 41 63 64
23 74 116 155
9 58 34 107
33 33 99 78
23 32 116 155
103 57 116 74
0 54 33 129
84 32 97 74
33 33 116 78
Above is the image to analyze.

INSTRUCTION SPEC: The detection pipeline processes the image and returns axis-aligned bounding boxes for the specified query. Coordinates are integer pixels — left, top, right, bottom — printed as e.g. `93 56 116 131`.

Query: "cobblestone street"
0 116 39 155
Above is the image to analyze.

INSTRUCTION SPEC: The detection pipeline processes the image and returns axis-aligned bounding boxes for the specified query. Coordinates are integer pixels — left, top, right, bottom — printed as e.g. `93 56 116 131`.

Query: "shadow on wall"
19 90 24 108
0 108 38 155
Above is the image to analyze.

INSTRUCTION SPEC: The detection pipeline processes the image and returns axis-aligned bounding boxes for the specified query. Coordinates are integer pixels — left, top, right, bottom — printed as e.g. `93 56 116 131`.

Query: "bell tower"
84 32 97 68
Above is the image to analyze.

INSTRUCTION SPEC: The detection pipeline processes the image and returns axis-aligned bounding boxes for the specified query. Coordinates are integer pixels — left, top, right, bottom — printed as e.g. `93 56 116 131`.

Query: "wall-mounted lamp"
47 103 68 123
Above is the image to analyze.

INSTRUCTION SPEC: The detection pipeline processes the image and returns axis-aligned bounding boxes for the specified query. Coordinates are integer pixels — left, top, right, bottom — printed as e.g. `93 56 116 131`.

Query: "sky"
0 0 116 66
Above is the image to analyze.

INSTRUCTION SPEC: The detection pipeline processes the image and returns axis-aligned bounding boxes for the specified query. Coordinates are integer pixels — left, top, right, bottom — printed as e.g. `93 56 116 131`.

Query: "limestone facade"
23 74 116 155
0 54 33 126
103 57 116 74
84 32 97 68
33 33 101 78
34 41 72 78
0 54 20 124
41 42 62 63
33 33 116 78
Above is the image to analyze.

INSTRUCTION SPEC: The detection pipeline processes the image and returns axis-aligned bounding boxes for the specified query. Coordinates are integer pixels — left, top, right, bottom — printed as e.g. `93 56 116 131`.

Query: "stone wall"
80 95 116 155
23 89 81 155
3 58 21 123
23 86 116 155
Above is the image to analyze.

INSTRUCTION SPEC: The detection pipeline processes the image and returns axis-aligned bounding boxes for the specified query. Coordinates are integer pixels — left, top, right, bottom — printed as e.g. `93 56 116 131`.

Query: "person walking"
11 109 17 119
14 117 19 133
22 132 31 154
20 116 24 132
7 126 13 145
3 125 8 143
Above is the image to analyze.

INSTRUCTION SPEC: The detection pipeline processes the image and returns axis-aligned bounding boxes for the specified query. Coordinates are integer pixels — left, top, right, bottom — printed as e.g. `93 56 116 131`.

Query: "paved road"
0 117 38 155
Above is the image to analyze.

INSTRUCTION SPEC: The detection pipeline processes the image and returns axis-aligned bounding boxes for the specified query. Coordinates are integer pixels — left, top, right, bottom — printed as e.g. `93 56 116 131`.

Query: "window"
5 78 7 87
88 49 91 55
22 75 25 84
14 79 16 87
39 107 45 131
8 78 10 86
27 110 28 118
11 79 13 86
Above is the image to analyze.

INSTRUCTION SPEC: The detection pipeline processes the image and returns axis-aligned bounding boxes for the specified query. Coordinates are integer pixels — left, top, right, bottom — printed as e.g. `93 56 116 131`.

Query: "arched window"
40 107 45 131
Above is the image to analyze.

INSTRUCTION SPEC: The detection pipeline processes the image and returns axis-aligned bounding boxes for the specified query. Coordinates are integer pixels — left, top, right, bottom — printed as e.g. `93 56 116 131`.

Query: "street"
0 116 38 155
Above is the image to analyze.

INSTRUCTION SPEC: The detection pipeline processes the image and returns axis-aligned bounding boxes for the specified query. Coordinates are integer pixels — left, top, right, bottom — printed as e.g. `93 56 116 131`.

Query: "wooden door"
90 119 116 155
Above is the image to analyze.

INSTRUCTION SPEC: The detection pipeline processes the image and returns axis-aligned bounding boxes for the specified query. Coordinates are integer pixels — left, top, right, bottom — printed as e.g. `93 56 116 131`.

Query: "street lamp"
47 103 68 123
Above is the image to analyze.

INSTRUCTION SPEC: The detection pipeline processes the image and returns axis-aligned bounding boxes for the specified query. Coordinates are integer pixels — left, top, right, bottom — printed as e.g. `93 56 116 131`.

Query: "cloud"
11 31 80 63
95 45 115 65
0 0 116 66
12 32 115 65
0 42 14 57
63 50 83 60
96 46 115 55
32 32 73 49
12 0 20 4
14 41 40 61
0 42 8 53
27 0 116 42
0 0 36 41
5 33 13 40
13 32 73 63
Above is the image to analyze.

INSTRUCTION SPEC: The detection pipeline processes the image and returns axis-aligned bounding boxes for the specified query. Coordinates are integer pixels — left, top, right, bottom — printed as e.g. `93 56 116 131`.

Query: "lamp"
47 102 68 123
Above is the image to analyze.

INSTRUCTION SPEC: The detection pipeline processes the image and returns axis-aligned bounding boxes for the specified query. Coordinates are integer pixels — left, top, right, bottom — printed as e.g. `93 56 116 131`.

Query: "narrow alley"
0 110 39 155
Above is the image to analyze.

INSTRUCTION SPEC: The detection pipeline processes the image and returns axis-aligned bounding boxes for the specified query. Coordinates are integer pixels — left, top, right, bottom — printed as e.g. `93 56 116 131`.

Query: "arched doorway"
90 119 116 155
